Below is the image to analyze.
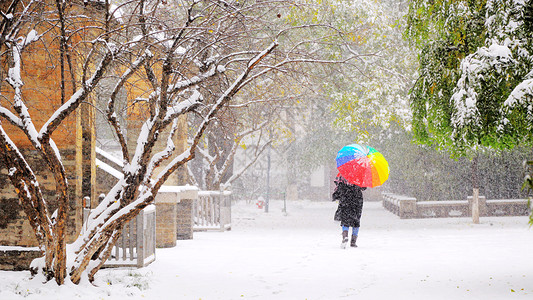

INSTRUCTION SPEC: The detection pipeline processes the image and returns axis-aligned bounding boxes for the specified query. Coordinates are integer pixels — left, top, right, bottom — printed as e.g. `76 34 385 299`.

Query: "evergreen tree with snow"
406 0 533 153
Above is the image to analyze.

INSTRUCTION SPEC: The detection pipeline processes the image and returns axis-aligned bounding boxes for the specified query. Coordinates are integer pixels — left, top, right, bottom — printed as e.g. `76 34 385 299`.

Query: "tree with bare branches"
0 0 356 285
187 77 297 191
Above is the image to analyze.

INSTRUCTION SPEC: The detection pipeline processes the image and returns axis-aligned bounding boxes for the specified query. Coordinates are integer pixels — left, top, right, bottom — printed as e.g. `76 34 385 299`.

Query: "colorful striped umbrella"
336 144 389 188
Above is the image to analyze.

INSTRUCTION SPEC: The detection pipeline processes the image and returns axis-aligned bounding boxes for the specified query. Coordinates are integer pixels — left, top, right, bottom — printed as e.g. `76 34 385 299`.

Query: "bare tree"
0 0 356 285
188 97 278 191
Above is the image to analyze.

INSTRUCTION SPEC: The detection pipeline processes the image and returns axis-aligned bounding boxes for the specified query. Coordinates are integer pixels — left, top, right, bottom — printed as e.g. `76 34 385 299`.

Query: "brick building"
0 1 104 249
0 1 194 271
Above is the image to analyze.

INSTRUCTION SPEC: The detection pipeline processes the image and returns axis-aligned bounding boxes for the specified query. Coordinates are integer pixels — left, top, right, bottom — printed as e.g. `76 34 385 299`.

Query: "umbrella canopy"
336 144 389 188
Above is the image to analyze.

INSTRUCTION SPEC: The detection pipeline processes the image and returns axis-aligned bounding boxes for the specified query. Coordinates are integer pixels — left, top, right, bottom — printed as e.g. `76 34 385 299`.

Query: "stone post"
219 191 232 231
399 197 417 219
472 189 480 224
154 191 178 248
468 193 487 222
176 187 198 240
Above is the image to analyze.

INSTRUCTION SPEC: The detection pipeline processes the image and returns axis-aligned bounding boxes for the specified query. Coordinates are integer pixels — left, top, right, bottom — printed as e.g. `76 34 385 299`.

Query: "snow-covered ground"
1 199 532 299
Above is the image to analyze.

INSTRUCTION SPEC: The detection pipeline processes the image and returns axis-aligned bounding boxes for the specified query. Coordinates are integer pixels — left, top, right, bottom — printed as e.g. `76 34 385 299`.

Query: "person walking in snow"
332 174 366 248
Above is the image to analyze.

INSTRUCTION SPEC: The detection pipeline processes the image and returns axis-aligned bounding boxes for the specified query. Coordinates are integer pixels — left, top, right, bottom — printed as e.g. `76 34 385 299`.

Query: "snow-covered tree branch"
1 0 359 285
407 0 533 153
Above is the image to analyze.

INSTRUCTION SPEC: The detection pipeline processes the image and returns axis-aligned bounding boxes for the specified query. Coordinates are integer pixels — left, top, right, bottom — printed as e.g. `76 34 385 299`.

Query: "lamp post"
265 141 271 213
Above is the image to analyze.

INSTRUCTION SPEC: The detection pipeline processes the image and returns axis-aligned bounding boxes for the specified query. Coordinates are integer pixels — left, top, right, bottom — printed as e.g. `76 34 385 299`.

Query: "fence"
194 191 232 231
83 205 156 268
382 193 531 219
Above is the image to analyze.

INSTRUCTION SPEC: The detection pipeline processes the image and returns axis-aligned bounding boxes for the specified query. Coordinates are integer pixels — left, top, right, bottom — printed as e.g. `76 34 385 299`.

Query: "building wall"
0 0 100 247
1 0 191 253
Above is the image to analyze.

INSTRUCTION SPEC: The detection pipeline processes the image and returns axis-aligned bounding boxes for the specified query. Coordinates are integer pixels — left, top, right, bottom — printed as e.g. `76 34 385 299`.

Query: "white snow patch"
8 167 17 176
175 46 186 55
481 43 512 61
504 78 533 107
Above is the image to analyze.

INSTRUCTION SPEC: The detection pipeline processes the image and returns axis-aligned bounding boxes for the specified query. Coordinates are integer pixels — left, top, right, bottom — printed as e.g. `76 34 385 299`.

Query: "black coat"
332 177 366 227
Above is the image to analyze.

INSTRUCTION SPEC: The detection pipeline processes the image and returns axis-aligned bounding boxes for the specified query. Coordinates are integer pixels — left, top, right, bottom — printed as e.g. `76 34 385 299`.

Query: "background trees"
255 0 416 197
372 127 532 201
404 0 533 220
406 0 533 152
328 0 415 140
289 0 532 207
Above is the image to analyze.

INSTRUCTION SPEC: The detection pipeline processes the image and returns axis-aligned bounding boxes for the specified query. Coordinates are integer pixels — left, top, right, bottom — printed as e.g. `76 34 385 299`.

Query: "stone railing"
2 146 234 271
0 246 41 271
94 147 200 247
194 191 232 232
382 193 531 219
382 193 418 218
155 186 198 246
87 205 157 268
2 183 232 271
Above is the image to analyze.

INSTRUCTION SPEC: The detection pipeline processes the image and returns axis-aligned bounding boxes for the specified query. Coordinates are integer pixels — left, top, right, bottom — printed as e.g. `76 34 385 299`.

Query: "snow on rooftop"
0 246 40 251
95 147 124 167
95 158 123 179
158 185 199 193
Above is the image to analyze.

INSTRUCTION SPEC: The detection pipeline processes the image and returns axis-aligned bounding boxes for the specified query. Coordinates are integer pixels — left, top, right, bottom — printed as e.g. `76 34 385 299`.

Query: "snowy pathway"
1 199 532 299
